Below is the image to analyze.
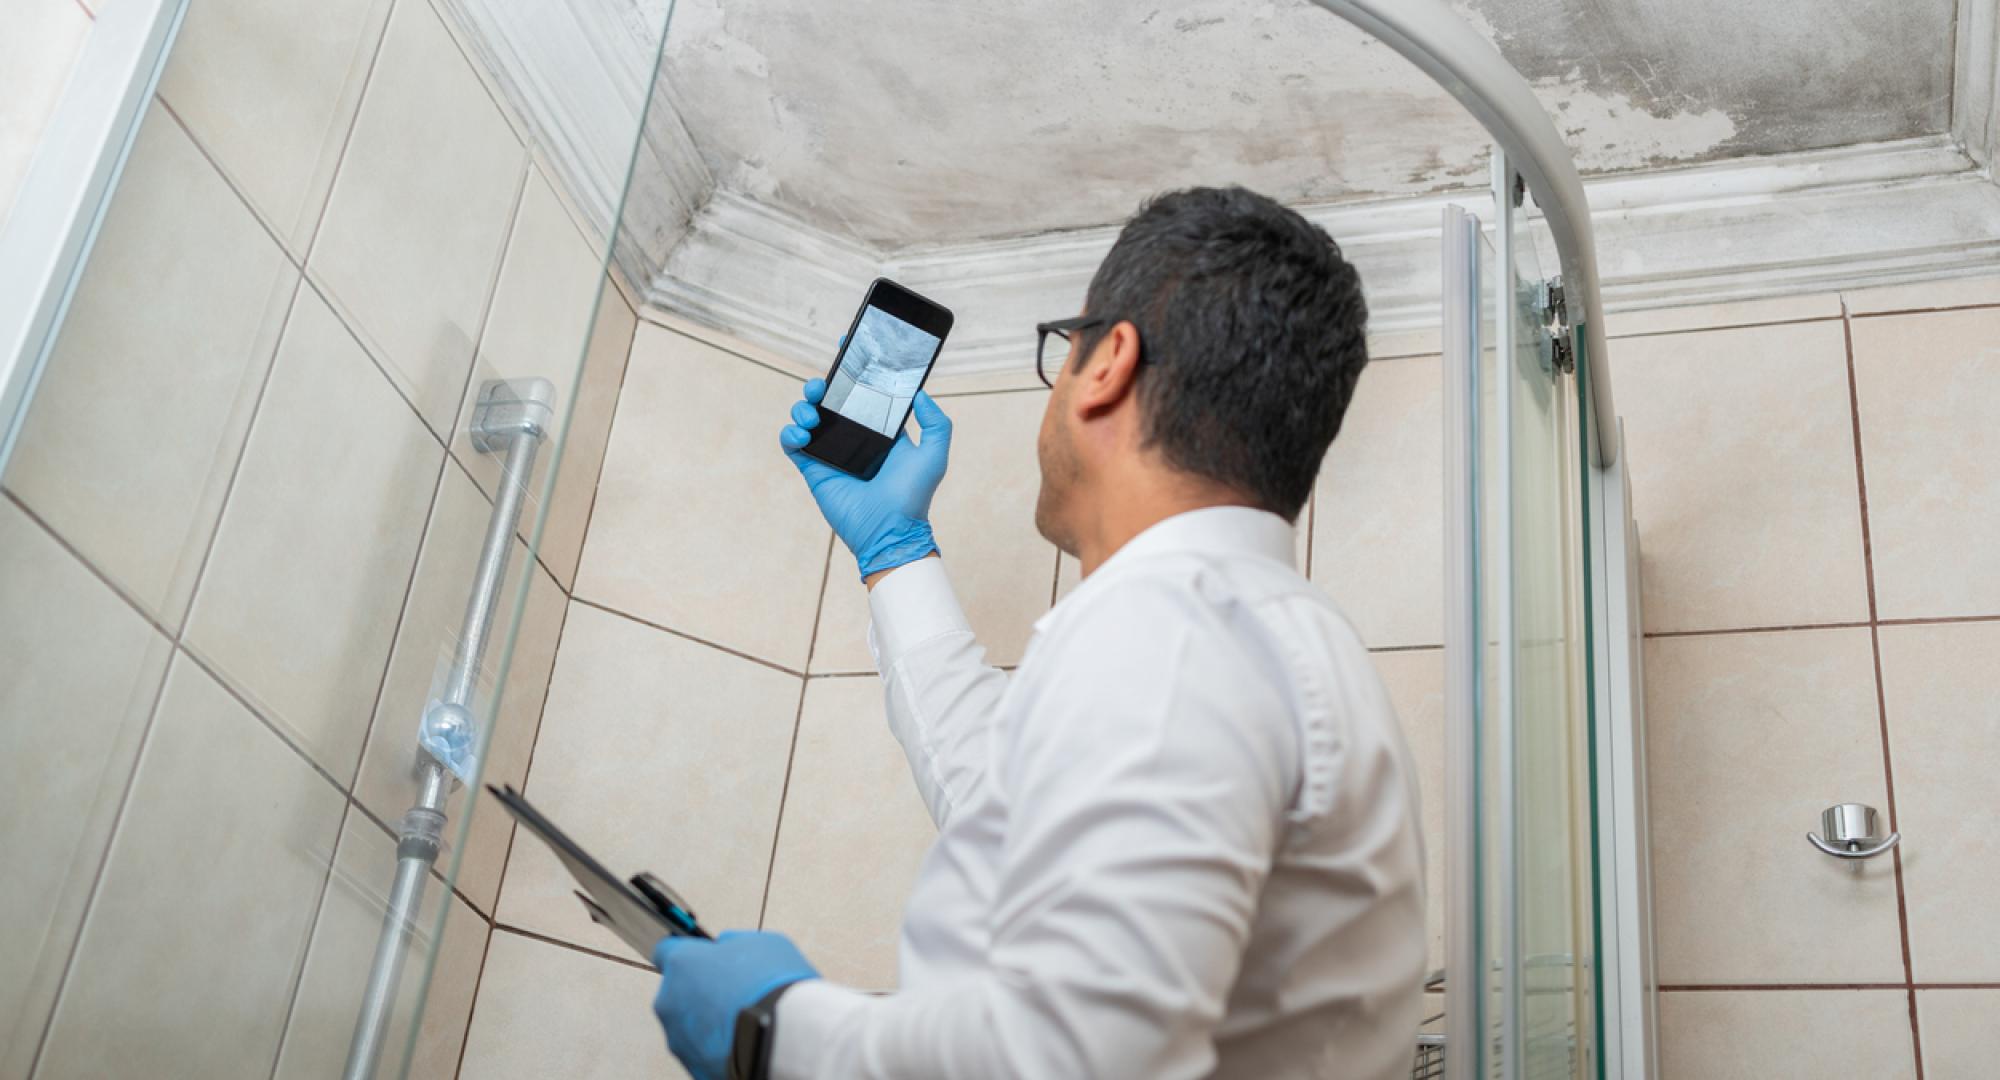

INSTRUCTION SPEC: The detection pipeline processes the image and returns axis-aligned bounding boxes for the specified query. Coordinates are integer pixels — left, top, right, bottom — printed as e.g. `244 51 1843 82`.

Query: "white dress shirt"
773 507 1427 1079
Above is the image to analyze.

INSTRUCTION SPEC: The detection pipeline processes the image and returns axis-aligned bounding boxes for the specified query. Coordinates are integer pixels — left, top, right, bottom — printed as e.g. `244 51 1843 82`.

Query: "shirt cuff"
771 980 871 1080
866 556 971 666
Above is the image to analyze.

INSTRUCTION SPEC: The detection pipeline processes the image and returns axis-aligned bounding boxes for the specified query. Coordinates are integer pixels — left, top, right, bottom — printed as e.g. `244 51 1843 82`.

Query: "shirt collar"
1038 506 1297 632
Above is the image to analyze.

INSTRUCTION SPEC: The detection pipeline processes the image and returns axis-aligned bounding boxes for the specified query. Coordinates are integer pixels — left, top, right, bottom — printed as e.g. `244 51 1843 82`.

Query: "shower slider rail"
342 377 555 1080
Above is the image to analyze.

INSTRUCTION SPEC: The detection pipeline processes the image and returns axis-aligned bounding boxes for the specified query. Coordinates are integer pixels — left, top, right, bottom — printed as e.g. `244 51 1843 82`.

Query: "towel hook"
1808 803 1900 860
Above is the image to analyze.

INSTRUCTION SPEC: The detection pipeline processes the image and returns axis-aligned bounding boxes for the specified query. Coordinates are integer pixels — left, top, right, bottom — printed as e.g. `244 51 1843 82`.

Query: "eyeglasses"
1034 315 1111 389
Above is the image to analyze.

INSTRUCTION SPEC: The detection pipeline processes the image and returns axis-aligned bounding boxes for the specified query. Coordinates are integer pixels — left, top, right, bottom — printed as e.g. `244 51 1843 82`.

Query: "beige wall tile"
497 603 799 952
1657 990 1915 1079
540 282 638 591
1644 629 1903 985
812 390 1057 672
1603 293 1842 338
1916 989 2000 1080
1366 327 1443 362
1877 622 2000 982
575 326 828 669
763 677 936 990
352 466 566 913
0 0 90 231
1312 354 1442 649
5 106 296 626
36 657 347 1080
460 930 683 1080
274 814 489 1080
308 0 523 434
1371 649 1445 975
1844 274 2000 316
451 169 605 506
156 0 392 248
185 287 442 784
1613 321 1869 633
0 501 171 1072
1850 309 2000 620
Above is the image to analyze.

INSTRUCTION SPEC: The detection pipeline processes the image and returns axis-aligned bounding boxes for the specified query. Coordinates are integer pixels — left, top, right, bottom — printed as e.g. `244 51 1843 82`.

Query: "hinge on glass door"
1539 279 1575 375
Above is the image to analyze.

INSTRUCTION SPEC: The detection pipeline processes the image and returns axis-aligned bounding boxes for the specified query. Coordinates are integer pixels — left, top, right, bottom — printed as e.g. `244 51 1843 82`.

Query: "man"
653 186 1426 1079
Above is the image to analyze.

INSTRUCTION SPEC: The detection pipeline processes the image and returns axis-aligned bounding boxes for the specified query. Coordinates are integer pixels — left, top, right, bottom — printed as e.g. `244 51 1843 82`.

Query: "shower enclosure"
0 0 675 1075
2 0 1650 1076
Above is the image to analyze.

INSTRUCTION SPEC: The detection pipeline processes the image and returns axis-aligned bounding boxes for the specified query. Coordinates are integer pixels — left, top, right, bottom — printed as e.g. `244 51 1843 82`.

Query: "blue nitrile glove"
653 931 821 1080
780 377 952 579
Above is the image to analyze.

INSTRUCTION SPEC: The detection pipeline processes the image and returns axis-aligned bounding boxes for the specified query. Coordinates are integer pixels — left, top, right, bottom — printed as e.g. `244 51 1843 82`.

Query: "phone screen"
823 305 942 437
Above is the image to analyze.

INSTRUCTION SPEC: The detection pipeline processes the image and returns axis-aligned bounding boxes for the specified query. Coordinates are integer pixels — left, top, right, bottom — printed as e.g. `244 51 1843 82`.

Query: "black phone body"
802 278 954 480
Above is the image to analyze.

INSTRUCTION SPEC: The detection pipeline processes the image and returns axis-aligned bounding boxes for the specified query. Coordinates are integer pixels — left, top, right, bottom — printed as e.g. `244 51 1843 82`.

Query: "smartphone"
802 278 954 480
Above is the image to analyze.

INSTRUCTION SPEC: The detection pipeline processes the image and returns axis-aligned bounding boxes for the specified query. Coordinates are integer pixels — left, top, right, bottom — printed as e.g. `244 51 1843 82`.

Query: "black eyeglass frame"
1034 315 1120 389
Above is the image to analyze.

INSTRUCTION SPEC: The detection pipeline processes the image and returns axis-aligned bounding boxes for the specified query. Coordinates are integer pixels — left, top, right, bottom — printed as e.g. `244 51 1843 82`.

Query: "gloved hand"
780 377 953 579
653 930 821 1080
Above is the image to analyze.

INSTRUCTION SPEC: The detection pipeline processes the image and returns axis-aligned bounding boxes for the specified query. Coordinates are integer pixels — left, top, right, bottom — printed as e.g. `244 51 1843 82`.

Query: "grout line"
439 155 534 462
154 98 311 272
21 629 178 1077
569 596 809 678
1842 300 1925 1079
174 644 358 798
487 589 578 929
345 791 490 924
1371 642 1446 654
758 532 838 929
806 670 882 680
294 0 395 267
166 274 308 639
1878 612 2000 627
1846 299 2000 320
264 800 357 1080
553 304 640 596
492 923 653 973
342 446 455 790
1 488 178 642
1657 983 1914 992
1642 620 1870 639
451 912 497 1078
1603 313 1844 343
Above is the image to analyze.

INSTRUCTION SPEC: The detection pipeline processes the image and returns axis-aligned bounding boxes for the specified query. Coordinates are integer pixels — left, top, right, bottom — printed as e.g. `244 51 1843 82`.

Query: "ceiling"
650 0 1959 250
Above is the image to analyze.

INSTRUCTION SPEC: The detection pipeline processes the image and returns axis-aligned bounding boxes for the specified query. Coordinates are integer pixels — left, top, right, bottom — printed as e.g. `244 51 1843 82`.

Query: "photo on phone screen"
802 279 953 480
822 309 939 436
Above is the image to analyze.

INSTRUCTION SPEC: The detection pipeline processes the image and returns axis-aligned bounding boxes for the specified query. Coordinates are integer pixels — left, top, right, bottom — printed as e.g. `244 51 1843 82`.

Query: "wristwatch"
728 983 796 1080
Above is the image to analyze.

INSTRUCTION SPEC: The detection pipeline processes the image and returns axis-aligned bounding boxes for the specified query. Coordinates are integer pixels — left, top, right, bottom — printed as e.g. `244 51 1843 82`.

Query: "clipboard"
486 783 710 966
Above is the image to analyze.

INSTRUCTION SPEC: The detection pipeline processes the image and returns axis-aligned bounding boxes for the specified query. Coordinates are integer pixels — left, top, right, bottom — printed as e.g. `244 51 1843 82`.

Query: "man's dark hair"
1078 186 1369 521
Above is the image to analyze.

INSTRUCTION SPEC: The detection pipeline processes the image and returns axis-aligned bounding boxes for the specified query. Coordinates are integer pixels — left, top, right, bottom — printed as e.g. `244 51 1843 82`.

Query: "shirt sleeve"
867 557 1010 828
775 577 1297 1080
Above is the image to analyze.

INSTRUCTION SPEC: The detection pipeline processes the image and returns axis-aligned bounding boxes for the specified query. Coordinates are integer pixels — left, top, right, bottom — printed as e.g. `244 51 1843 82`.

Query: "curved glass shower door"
0 1 674 1076
1445 156 1598 1080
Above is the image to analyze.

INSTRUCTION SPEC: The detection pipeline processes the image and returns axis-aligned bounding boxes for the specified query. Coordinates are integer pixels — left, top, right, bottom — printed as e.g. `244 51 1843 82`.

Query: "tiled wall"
1615 278 2000 1079
0 0 637 1075
482 275 2000 1078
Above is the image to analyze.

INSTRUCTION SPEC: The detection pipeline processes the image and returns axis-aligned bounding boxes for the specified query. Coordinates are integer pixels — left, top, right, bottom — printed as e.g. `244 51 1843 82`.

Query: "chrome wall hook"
1808 803 1901 860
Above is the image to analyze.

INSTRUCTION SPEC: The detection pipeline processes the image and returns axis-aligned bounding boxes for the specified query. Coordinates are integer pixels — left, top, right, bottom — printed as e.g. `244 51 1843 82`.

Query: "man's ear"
1071 320 1142 420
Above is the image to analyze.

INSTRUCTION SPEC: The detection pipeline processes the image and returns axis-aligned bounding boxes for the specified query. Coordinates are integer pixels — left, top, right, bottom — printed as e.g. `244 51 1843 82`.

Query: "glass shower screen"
0 0 675 1076
1443 156 1600 1080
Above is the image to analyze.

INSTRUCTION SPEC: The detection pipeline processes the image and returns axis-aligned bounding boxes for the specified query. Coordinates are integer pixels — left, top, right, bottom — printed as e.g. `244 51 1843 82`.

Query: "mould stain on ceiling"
650 0 1958 248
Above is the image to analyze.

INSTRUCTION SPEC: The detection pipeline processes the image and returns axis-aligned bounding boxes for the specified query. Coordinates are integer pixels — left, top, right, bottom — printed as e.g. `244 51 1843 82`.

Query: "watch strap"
727 983 796 1080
